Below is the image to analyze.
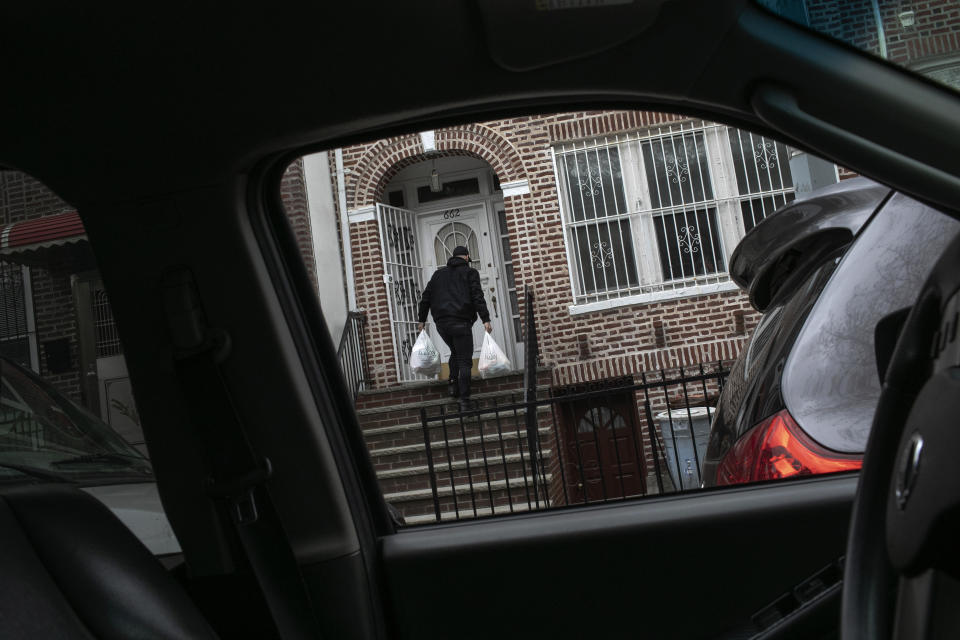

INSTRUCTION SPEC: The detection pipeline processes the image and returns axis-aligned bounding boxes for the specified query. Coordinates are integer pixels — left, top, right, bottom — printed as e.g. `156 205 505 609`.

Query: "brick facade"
335 110 765 391
279 158 317 288
808 0 960 67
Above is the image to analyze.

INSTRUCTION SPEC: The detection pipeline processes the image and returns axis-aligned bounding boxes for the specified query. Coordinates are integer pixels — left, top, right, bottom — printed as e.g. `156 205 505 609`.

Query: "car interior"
1 1 958 638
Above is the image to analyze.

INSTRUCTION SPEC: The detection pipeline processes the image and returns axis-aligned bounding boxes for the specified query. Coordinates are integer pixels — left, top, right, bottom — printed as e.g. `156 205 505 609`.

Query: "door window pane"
417 178 480 204
434 221 479 267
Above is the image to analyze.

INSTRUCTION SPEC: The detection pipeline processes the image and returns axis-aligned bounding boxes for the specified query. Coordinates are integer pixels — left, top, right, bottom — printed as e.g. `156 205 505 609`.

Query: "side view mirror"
875 306 912 384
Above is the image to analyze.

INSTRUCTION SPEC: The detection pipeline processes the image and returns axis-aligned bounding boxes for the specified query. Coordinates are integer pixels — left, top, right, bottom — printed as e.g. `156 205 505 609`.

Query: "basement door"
556 385 646 503
418 203 513 379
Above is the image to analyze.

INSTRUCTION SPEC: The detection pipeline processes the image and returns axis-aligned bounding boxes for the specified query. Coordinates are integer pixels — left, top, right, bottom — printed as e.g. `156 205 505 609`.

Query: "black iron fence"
0 410 45 450
409 361 731 524
337 311 369 402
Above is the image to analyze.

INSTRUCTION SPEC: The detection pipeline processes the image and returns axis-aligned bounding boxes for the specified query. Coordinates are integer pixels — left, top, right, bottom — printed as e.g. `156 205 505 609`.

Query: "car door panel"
381 475 856 639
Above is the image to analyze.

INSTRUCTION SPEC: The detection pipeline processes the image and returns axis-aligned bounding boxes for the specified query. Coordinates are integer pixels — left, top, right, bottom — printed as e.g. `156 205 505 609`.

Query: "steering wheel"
841 232 960 638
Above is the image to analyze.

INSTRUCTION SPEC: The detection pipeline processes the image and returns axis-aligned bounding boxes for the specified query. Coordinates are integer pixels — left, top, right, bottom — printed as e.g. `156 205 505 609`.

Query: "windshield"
0 356 153 484
755 0 960 92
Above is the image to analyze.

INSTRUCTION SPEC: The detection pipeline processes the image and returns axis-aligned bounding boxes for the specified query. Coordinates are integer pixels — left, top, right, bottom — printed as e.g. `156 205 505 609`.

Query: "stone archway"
348 124 528 210
347 124 534 389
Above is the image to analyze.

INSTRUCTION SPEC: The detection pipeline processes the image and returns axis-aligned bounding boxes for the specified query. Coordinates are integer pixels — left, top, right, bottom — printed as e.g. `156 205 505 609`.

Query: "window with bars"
559 144 639 297
93 288 123 358
555 121 811 308
0 261 36 370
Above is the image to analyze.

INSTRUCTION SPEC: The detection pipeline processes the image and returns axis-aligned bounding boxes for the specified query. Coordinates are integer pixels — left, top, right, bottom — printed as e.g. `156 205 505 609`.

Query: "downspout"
870 0 888 59
335 148 357 310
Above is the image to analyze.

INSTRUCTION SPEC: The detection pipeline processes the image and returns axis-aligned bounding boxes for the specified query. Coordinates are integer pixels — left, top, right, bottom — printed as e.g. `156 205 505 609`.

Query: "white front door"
419 204 512 375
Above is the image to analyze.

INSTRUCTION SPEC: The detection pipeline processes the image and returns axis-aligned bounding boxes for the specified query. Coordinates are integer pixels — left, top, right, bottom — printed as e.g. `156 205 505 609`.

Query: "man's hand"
418 322 425 332
484 322 493 333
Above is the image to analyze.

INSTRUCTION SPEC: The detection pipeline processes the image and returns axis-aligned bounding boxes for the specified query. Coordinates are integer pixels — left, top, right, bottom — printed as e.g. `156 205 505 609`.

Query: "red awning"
0 210 87 253
0 210 94 270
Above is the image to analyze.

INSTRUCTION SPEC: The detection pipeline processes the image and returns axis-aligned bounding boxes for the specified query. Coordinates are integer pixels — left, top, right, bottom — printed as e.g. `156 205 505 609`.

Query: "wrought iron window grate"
555 121 802 306
93 288 123 358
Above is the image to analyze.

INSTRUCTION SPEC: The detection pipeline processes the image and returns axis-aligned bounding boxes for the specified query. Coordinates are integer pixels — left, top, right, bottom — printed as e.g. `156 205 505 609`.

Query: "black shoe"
458 398 475 413
447 381 460 399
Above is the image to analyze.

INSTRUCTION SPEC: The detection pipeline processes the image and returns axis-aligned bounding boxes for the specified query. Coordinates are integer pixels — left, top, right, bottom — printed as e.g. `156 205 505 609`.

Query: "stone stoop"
355 369 555 523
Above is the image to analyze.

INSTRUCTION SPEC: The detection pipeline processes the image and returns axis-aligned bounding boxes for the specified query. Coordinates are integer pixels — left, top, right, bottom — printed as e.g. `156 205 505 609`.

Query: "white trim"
500 180 530 197
419 130 436 152
348 205 376 224
568 280 740 315
304 151 348 340
551 147 581 305
335 149 357 310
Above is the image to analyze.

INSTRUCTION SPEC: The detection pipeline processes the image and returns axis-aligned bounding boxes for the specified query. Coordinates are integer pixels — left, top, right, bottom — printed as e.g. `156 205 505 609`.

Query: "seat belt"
163 268 322 639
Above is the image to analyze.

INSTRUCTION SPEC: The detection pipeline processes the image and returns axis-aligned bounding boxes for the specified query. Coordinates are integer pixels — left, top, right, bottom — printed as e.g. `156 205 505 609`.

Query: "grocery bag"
478 332 512 379
408 330 441 377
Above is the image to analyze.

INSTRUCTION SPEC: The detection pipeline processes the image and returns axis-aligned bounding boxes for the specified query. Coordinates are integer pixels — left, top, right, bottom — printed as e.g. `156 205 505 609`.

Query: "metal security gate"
377 204 428 382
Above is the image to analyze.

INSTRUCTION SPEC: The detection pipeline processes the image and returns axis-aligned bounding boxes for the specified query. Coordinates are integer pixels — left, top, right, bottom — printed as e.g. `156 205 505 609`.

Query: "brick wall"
807 0 960 66
279 158 317 288
0 172 73 224
335 110 766 390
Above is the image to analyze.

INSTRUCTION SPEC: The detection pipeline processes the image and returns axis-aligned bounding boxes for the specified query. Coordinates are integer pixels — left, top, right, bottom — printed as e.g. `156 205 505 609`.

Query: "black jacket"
418 256 491 325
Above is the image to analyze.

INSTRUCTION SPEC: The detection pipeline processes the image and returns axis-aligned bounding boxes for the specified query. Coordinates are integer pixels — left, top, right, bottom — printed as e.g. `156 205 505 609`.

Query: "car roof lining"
1 2 956 220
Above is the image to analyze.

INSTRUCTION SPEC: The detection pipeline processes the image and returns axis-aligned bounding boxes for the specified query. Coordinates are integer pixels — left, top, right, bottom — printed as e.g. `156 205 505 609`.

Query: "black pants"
437 321 474 400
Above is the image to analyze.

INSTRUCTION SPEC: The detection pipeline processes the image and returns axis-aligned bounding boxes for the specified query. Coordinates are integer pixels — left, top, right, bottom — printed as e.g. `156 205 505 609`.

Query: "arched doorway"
378 155 522 382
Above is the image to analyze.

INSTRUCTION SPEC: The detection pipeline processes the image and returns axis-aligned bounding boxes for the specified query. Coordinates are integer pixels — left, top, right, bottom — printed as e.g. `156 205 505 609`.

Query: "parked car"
701 178 960 487
0 355 180 555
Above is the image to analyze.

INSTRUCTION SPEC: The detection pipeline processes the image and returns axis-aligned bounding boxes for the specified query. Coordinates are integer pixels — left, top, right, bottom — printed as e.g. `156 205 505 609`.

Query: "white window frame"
554 120 797 314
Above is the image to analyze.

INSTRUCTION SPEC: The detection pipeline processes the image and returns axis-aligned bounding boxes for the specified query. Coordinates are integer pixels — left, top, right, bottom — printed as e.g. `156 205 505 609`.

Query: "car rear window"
782 193 960 453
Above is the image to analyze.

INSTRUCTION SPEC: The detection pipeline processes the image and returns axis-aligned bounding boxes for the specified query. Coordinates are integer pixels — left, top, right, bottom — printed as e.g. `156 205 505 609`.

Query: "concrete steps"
355 371 557 524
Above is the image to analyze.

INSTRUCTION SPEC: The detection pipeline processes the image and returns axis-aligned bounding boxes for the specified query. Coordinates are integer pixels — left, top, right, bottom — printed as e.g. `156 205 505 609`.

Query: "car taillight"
716 409 862 486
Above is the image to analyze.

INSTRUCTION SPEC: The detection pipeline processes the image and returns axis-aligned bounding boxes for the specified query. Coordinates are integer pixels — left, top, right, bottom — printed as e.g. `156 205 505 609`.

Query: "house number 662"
442 209 461 219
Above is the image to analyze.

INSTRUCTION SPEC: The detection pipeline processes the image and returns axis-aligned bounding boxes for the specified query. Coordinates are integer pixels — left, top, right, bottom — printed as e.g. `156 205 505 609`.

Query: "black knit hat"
452 245 470 257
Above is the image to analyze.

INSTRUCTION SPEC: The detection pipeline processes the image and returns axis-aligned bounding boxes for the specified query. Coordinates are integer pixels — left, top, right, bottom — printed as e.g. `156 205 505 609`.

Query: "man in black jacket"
418 245 492 410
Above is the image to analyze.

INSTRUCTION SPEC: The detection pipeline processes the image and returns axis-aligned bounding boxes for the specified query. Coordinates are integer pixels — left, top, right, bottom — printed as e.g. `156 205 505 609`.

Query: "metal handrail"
337 311 369 401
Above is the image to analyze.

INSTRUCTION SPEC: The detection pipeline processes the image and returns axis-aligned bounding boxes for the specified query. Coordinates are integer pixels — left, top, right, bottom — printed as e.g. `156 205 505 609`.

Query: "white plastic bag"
408 330 441 377
478 333 511 379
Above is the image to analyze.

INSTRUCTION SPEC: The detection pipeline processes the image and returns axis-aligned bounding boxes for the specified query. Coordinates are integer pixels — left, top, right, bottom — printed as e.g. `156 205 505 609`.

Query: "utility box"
789 151 839 200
